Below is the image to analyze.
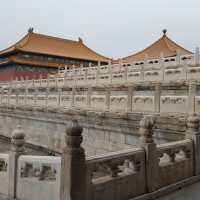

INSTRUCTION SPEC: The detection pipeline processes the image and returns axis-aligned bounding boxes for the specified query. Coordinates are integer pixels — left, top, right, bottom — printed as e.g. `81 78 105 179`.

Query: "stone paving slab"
156 181 200 200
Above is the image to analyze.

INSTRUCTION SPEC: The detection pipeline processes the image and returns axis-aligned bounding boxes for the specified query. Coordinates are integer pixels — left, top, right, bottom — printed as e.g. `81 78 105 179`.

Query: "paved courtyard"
156 181 200 200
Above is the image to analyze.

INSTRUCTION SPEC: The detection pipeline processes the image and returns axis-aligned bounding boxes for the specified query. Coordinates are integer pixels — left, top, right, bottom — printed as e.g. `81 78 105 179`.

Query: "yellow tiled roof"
121 29 193 63
0 29 110 63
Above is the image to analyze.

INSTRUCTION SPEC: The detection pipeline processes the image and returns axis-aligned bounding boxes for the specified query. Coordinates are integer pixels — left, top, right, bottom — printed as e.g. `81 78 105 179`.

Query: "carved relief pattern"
158 160 193 188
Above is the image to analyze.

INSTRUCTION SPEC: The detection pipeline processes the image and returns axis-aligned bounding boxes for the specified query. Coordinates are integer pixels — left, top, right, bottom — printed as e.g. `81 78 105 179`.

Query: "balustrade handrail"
86 147 144 164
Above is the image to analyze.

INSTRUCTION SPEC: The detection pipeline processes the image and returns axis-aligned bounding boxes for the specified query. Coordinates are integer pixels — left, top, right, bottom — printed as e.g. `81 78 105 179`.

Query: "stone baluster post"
25 88 28 105
64 65 68 74
182 59 187 80
119 58 122 72
71 87 76 107
16 89 19 104
159 52 164 81
32 75 35 88
84 68 88 85
80 63 83 76
154 83 162 113
8 126 26 198
124 65 128 83
88 63 91 75
96 61 100 84
64 72 67 86
10 78 13 89
104 86 111 111
126 84 134 112
176 49 181 66
25 76 29 88
1 88 4 103
140 65 145 82
34 87 38 105
144 54 148 69
195 47 199 66
137 115 156 192
20 76 23 88
188 83 196 114
47 74 50 87
74 69 77 87
87 86 92 109
131 56 134 69
45 88 50 107
15 77 18 88
186 113 200 175
57 87 62 107
8 88 11 104
108 60 111 84
60 120 86 200
39 75 42 87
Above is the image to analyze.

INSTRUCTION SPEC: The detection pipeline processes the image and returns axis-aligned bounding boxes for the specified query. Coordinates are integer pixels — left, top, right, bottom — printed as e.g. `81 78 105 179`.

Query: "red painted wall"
0 71 48 81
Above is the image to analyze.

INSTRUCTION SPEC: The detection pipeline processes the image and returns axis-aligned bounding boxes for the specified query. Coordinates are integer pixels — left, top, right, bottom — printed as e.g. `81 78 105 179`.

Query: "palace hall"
0 28 110 81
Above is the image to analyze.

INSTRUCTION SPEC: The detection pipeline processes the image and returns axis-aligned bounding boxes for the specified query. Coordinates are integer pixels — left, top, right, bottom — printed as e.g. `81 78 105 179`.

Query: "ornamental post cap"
65 119 83 136
163 29 167 35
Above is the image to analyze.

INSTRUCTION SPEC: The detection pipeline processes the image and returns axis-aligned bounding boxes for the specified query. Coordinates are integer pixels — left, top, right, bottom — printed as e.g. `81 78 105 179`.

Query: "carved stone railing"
1 114 200 200
156 139 193 188
0 50 199 89
85 147 146 200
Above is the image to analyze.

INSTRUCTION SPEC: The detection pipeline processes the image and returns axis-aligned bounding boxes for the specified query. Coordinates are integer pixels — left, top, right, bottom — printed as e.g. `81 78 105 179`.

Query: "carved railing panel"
47 95 58 107
87 76 97 85
34 80 40 87
60 95 71 107
0 154 9 195
160 96 188 114
127 72 141 83
109 95 127 111
156 139 193 189
27 80 34 88
164 69 182 81
112 73 125 84
2 95 8 104
26 95 34 105
74 95 87 109
10 95 16 104
17 155 61 200
57 78 64 86
144 70 160 82
36 95 45 106
132 96 154 112
41 79 48 87
99 75 110 84
91 95 106 109
86 148 146 200
18 95 25 104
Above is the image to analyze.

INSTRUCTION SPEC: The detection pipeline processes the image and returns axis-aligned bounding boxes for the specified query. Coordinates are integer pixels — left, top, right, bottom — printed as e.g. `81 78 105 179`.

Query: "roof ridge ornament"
163 28 167 35
79 37 83 44
28 27 34 34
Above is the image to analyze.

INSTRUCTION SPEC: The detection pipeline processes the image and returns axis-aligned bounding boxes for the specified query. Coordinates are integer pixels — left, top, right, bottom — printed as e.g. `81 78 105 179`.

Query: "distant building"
0 28 110 81
115 29 193 63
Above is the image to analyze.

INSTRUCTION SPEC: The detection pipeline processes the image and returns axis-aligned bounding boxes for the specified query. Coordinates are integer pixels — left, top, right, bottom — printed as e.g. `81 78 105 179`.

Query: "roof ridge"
164 36 175 53
0 34 29 54
122 36 165 60
165 35 193 55
81 43 111 61
31 32 80 44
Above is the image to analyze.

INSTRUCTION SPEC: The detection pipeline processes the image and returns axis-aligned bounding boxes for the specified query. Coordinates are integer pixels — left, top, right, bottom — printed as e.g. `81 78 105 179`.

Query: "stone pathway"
156 181 200 200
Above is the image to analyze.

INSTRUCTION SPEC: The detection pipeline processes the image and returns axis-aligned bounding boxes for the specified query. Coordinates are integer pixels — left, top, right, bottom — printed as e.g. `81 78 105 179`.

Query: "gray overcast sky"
0 0 200 60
